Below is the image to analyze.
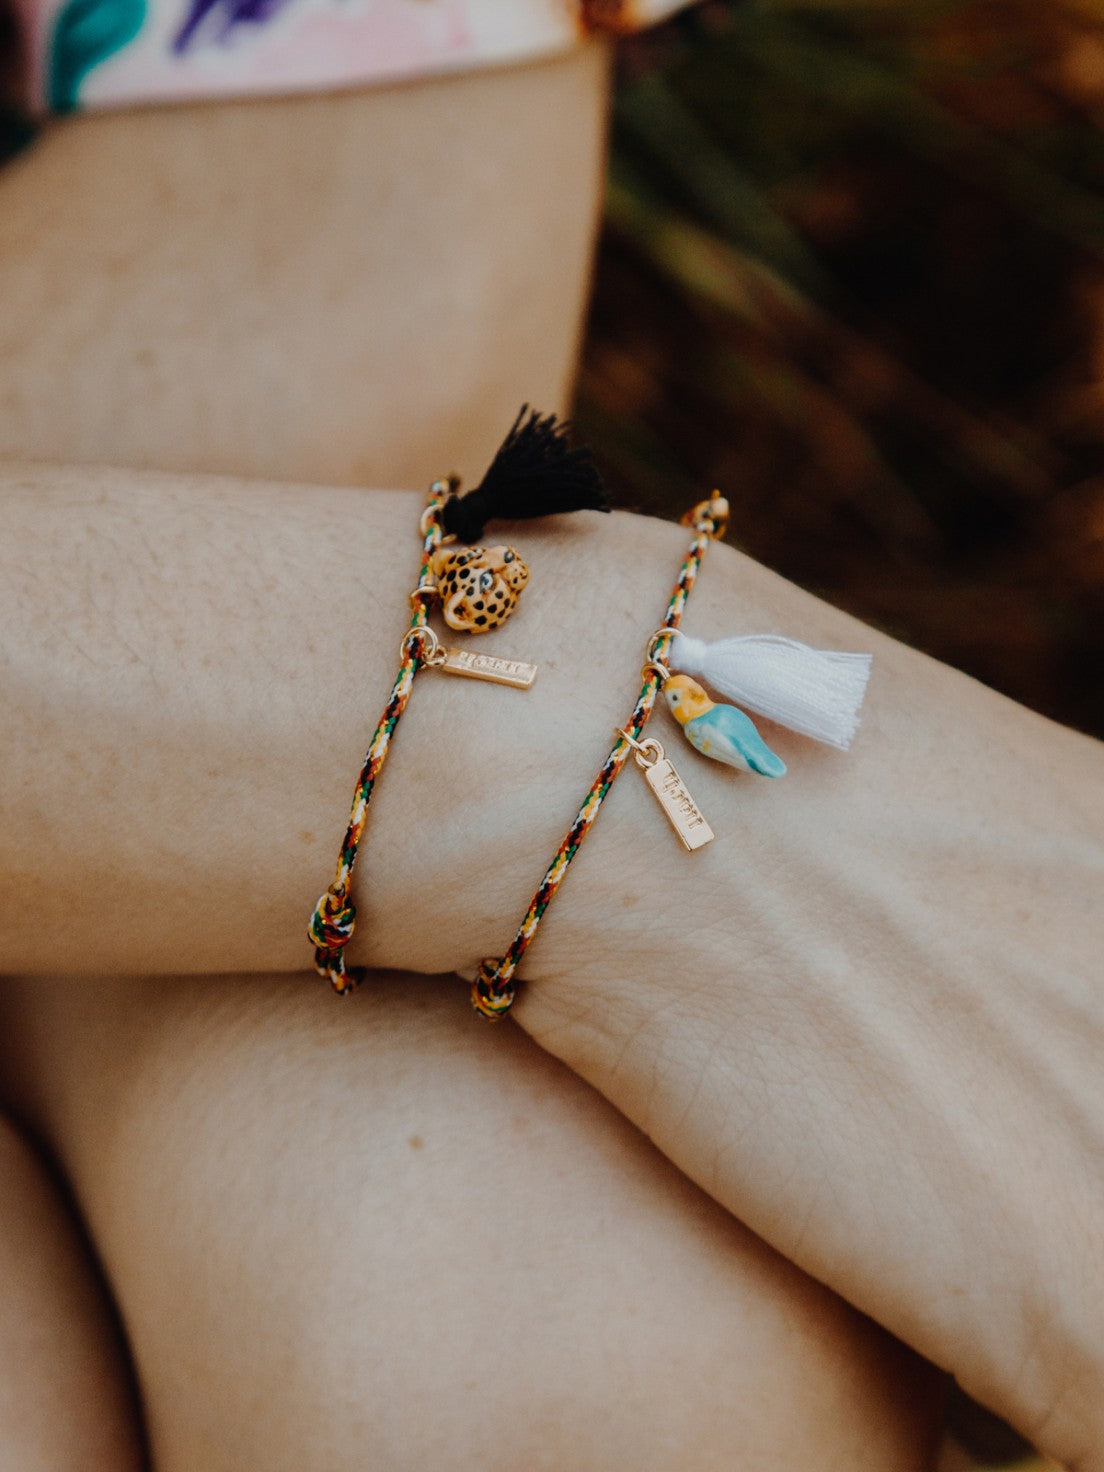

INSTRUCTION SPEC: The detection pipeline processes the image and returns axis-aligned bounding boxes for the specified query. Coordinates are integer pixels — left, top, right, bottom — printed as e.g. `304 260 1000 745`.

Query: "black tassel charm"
440 405 609 542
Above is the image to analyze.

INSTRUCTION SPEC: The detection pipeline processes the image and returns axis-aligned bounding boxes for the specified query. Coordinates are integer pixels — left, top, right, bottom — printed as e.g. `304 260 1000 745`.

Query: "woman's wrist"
497 528 1104 1466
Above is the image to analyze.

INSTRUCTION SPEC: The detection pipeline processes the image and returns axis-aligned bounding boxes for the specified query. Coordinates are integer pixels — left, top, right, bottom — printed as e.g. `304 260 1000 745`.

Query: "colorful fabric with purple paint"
16 0 696 113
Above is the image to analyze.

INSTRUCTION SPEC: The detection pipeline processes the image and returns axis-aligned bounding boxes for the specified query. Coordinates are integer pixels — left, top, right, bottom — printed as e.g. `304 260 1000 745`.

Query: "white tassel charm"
667 631 871 750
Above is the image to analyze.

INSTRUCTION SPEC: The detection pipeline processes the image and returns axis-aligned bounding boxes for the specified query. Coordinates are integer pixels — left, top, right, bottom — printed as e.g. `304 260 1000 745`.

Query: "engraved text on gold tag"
438 648 538 689
643 757 715 850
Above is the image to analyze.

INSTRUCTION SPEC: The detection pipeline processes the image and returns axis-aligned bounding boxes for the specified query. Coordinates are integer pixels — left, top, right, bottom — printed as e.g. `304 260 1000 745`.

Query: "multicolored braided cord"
471 494 729 1019
308 484 449 994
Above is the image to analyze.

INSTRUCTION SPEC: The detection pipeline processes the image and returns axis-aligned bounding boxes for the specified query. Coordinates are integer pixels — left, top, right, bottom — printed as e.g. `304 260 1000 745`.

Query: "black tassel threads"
440 406 609 542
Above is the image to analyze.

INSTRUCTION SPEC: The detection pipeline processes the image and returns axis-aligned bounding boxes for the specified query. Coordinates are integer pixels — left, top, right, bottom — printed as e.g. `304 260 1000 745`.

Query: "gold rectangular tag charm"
439 648 538 689
642 757 715 850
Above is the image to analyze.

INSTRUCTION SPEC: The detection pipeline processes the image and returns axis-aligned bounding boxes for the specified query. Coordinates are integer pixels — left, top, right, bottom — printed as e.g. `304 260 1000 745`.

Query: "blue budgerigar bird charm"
664 675 786 778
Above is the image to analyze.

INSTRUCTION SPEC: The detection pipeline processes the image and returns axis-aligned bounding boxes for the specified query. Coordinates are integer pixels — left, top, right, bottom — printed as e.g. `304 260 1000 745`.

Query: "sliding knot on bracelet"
472 957 515 1019
309 886 356 951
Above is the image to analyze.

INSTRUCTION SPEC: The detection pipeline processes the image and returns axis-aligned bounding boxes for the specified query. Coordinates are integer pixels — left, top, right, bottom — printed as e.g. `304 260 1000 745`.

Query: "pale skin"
0 34 1101 1472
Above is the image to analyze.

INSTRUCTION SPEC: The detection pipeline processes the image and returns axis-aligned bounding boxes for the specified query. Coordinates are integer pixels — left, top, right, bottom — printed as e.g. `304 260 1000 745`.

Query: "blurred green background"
579 0 1104 745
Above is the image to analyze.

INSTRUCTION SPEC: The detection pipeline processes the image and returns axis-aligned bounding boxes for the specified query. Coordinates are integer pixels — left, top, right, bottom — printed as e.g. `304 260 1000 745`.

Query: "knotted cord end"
470 957 516 1020
312 939 363 995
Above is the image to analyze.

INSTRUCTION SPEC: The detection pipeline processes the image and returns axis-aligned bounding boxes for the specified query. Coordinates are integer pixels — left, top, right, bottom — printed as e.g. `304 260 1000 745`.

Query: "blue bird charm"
664 675 786 778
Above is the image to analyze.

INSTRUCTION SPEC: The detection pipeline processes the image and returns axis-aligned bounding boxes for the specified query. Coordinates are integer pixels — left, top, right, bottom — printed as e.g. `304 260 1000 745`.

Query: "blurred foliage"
578 0 1104 738
0 0 35 162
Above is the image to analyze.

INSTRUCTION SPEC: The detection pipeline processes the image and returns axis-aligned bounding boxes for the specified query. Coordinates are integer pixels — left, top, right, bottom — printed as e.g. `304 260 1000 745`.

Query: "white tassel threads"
668 631 871 750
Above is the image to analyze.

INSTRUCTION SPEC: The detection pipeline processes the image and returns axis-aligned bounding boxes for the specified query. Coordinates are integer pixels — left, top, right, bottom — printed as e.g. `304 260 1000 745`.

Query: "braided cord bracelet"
471 493 729 1018
308 408 611 993
309 482 450 994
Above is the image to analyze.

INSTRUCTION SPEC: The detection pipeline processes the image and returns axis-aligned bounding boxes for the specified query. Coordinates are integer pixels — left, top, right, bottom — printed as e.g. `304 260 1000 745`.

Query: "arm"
4 459 1103 1466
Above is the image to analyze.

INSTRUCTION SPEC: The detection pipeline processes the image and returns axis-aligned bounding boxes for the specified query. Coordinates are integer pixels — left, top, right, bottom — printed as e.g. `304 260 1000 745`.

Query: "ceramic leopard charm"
430 545 530 632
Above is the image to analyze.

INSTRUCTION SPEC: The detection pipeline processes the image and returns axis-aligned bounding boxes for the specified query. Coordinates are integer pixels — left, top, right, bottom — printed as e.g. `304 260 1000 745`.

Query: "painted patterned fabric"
14 0 697 114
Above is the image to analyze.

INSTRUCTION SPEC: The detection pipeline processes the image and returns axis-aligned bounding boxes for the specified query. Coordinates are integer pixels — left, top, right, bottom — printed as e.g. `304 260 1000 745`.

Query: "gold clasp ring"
400 625 445 667
614 727 665 770
643 627 673 684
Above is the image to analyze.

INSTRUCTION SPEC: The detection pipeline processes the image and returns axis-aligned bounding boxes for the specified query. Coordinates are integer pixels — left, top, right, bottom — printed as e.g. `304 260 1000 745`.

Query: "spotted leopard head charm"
430 545 530 632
